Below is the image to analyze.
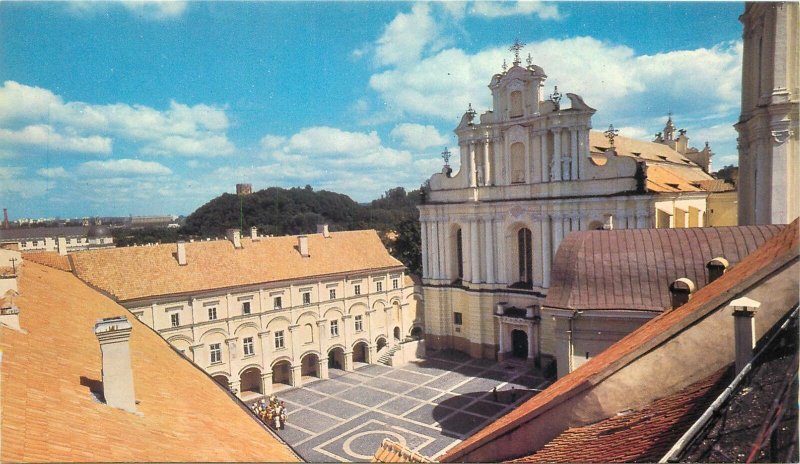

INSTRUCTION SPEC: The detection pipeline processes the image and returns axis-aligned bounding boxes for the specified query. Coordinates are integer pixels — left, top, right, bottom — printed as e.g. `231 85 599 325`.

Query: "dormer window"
658 155 669 161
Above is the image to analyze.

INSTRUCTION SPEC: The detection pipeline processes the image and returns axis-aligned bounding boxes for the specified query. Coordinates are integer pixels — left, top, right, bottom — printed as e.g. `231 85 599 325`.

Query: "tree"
392 216 422 276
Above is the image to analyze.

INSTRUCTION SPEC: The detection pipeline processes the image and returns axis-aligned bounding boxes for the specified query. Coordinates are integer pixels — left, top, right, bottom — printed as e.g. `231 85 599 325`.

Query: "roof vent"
250 226 260 241
706 257 729 283
729 296 760 374
298 235 310 257
317 224 331 238
668 278 696 309
94 316 137 413
226 228 242 249
176 241 187 266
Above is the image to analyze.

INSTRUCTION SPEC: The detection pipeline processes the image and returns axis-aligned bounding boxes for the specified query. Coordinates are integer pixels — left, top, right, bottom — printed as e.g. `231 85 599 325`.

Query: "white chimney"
729 296 760 374
706 257 729 283
176 241 187 266
226 228 242 249
317 224 331 238
298 235 310 257
94 316 137 413
250 226 259 241
603 214 614 230
57 236 68 256
496 302 508 315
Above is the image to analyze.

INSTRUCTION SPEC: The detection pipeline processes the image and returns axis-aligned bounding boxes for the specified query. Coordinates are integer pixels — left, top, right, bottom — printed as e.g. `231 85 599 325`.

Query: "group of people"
252 395 287 429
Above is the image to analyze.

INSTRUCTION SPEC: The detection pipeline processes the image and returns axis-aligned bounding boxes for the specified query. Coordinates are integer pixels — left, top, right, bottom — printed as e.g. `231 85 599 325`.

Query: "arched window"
518 228 532 285
510 90 523 118
456 228 464 279
511 142 525 184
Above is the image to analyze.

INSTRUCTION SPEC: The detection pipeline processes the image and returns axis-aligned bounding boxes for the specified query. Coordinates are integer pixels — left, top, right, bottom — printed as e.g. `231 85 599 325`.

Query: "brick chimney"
94 316 137 413
729 296 760 374
176 241 187 266
298 235 309 257
57 236 68 256
226 229 242 249
317 224 331 238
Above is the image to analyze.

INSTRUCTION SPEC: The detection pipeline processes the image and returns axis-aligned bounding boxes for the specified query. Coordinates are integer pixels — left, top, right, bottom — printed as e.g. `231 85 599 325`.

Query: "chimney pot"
226 229 242 249
317 224 331 238
176 241 187 266
706 257 729 283
669 277 695 309
94 316 137 413
603 214 614 230
57 236 68 256
298 235 309 257
729 296 760 374
250 226 259 241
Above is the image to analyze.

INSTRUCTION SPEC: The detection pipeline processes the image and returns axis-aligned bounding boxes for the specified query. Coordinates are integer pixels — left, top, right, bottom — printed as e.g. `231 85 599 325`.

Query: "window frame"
207 306 217 321
302 292 311 305
392 278 399 290
453 312 463 326
329 288 336 300
273 296 282 310
376 281 383 292
330 320 339 337
209 343 222 364
354 315 363 332
170 312 180 328
243 336 255 356
274 330 285 350
242 301 251 315
354 284 361 296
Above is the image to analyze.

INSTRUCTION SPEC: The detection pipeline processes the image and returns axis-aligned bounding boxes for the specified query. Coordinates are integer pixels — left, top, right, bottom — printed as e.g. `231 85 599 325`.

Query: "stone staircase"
376 340 403 366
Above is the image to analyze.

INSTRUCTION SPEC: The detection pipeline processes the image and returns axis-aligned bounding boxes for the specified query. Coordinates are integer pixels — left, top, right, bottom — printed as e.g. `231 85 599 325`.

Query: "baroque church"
418 43 735 365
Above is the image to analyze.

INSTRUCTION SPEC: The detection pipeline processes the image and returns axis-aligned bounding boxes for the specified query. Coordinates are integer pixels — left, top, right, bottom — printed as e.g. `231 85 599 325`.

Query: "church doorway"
511 330 528 359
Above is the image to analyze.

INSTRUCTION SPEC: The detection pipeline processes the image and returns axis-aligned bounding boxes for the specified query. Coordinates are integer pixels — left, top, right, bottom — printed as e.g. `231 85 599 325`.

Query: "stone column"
258 330 271 376
469 142 477 187
532 215 544 288
552 214 564 260
342 314 354 371
288 324 302 387
366 309 376 363
485 218 495 284
442 223 452 281
437 220 446 281
228 378 241 397
497 322 505 359
316 320 329 379
636 208 650 228
494 217 507 284
226 337 238 366
484 136 492 185
542 215 552 289
527 323 536 360
552 128 562 181
189 343 204 365
260 372 273 395
540 131 549 182
429 220 440 280
470 220 480 284
385 307 394 344
420 218 429 279
570 128 579 180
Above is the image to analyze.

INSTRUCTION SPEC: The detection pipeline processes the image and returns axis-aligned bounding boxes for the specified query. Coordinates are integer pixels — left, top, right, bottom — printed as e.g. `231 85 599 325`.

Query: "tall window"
274 330 285 349
354 284 361 296
242 301 251 315
354 315 363 332
207 306 217 321
302 292 311 305
376 281 383 292
329 289 336 300
392 278 399 289
209 343 222 364
456 229 464 279
330 320 339 337
243 337 254 356
453 312 463 325
170 313 180 328
273 296 282 310
511 142 525 183
518 228 533 285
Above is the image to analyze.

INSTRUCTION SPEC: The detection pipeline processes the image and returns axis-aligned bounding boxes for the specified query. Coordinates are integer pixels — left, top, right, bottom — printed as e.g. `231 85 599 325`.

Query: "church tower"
736 2 799 225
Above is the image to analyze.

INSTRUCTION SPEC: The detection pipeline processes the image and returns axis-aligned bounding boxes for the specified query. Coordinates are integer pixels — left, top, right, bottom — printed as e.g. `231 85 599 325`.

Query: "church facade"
419 46 731 364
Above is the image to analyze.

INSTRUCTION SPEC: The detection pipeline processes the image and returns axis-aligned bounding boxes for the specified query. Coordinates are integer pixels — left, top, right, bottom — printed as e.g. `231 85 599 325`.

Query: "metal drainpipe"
567 310 581 373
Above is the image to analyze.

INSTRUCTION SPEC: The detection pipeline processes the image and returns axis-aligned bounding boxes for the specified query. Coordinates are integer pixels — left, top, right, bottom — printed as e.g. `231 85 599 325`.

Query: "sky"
0 1 744 219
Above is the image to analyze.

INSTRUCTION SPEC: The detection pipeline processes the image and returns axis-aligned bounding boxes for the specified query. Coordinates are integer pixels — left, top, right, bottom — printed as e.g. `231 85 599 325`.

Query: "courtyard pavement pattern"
270 351 552 462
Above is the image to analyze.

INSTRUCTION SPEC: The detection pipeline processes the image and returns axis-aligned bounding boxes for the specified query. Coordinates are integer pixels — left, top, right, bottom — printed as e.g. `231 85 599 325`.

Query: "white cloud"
616 126 650 140
286 127 381 154
37 167 69 179
79 159 172 176
0 125 112 154
0 81 234 158
390 123 449 150
375 3 438 67
470 1 562 20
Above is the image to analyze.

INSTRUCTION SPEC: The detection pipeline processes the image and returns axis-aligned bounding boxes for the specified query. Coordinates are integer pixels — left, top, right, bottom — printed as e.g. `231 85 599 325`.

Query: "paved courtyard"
270 350 552 462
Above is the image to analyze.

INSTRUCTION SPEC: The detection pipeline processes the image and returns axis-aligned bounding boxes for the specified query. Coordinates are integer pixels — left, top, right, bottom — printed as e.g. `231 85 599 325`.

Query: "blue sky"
0 1 744 219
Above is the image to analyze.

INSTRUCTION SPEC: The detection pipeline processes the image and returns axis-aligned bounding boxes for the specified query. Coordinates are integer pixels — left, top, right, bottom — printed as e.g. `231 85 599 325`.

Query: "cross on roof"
604 124 620 147
441 147 452 165
509 38 526 65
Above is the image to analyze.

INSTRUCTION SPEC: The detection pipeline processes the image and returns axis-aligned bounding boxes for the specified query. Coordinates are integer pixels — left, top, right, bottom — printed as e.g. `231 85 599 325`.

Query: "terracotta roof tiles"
440 220 799 462
71 229 403 302
373 439 432 463
23 251 73 272
0 262 299 462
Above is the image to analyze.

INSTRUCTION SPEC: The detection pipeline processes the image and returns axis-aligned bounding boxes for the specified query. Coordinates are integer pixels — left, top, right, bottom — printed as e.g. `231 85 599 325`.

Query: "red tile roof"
372 439 432 463
23 251 73 272
547 225 781 312
440 219 799 462
516 367 731 463
1 262 299 462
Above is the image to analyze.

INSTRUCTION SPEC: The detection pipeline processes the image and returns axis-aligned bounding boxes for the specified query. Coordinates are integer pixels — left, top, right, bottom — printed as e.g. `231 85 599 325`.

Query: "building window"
354 284 361 296
376 281 383 292
208 306 217 321
274 296 282 310
243 337 255 356
274 330 285 350
302 292 311 305
242 301 251 315
330 320 339 337
392 278 399 290
329 289 336 300
518 228 533 285
456 229 464 279
454 312 463 325
355 315 363 332
511 142 525 183
209 343 222 364
170 313 180 328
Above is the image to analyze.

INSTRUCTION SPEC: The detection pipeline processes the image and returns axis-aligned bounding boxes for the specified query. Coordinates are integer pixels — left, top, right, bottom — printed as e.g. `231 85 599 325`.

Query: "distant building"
0 224 113 254
237 183 253 195
736 2 799 225
419 46 736 362
71 228 423 397
128 215 176 228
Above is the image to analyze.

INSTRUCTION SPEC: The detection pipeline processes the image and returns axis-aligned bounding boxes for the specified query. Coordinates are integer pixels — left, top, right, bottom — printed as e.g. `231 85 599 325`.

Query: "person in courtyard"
511 386 516 403
492 386 498 402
